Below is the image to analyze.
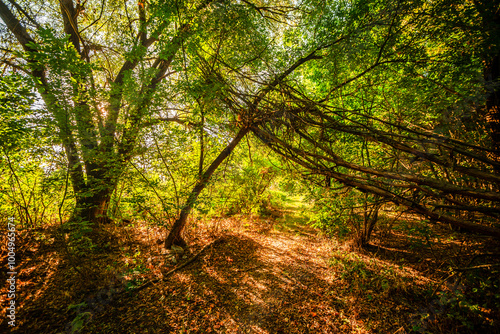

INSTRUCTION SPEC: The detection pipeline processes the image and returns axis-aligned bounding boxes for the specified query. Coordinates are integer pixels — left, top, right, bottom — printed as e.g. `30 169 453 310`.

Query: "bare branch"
0 0 37 51
7 0 40 29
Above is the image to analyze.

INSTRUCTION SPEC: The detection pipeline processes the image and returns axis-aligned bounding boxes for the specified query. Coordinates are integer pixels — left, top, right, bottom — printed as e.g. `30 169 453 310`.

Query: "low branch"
0 0 37 51
251 125 500 239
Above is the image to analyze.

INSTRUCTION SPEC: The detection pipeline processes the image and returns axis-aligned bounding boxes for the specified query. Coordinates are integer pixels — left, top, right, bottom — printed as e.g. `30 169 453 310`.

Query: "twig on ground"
430 272 456 299
235 265 262 273
454 263 500 271
130 236 224 293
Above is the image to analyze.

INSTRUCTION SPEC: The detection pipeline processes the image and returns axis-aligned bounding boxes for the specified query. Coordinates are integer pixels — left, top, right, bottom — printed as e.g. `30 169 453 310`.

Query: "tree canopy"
1 0 499 246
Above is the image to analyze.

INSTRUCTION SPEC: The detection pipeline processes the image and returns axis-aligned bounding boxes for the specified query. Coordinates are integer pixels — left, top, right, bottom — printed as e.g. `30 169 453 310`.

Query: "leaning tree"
247 0 500 243
0 0 278 229
165 0 500 246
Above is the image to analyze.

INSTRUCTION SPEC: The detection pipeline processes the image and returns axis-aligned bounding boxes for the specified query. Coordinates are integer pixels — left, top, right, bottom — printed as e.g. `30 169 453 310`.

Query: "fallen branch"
235 265 262 273
454 263 500 271
430 272 456 299
131 236 224 293
465 252 500 267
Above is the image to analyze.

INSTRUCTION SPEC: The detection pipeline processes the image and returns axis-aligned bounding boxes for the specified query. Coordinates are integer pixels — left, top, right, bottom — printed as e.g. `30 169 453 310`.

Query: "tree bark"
76 188 114 225
165 127 250 248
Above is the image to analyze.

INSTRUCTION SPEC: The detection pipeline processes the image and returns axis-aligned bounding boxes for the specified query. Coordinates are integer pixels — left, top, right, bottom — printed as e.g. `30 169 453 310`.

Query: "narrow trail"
88 220 348 333
9 213 488 333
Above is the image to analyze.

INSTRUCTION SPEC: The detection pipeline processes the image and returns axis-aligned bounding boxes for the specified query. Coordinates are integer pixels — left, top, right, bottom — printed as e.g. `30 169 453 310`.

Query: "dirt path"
4 216 498 333
86 221 347 333
80 217 426 334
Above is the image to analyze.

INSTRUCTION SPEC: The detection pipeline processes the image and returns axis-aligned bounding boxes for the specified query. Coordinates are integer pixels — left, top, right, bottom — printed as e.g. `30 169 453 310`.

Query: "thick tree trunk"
70 165 119 227
165 127 250 248
86 190 113 224
72 188 113 226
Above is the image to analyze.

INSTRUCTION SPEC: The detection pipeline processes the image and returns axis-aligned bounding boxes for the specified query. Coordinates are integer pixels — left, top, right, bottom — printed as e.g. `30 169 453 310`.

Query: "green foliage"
0 74 35 150
0 2 499 333
195 142 294 218
69 312 91 333
329 250 413 296
412 271 500 332
310 204 352 239
0 160 67 227
64 219 97 256
394 219 435 250
27 28 84 69
121 257 149 290
67 302 91 334
0 75 67 228
0 0 498 245
308 186 382 246
212 164 277 217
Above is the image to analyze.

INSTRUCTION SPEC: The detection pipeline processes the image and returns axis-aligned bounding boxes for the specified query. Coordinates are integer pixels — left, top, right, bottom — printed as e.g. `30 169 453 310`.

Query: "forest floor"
1 207 500 333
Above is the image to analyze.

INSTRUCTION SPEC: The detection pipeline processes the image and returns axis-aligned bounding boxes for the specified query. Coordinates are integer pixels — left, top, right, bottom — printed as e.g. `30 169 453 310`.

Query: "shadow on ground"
2 217 499 333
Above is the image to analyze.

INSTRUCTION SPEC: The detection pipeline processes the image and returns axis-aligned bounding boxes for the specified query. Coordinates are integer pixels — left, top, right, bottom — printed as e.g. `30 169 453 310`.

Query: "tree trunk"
359 204 380 248
72 189 112 225
88 189 114 224
165 127 250 248
70 166 119 227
